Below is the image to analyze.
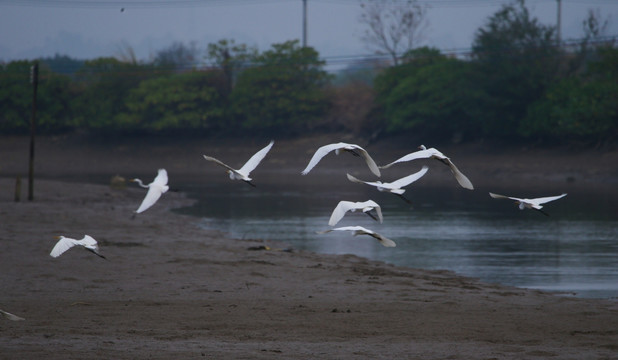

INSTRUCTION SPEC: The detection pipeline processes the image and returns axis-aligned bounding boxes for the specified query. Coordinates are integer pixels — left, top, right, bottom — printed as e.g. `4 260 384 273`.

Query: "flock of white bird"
0 140 567 322
47 140 567 261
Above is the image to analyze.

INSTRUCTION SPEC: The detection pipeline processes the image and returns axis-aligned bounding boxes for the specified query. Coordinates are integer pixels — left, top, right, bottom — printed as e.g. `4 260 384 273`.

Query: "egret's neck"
133 179 149 188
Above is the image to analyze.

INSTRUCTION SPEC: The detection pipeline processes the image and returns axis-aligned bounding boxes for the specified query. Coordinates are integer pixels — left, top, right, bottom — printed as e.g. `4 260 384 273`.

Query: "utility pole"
28 61 38 201
556 0 562 45
302 0 307 47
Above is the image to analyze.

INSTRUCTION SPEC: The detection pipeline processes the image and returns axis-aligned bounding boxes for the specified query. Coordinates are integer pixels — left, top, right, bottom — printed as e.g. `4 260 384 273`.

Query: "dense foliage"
230 40 331 133
374 47 485 141
0 1 616 146
0 60 76 133
373 1 617 145
471 0 560 138
0 41 332 136
522 46 618 143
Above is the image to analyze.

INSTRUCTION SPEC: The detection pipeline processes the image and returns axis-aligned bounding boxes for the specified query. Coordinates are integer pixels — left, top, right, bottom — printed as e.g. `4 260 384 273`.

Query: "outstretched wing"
50 237 77 258
369 232 397 247
388 166 429 188
442 158 474 190
346 173 381 187
136 186 164 213
301 143 344 175
351 146 381 177
489 192 523 202
80 235 98 247
529 193 567 206
328 201 357 226
0 309 25 321
80 235 106 259
202 155 237 173
379 149 435 169
489 192 507 200
317 225 366 236
239 140 274 176
325 225 364 233
153 168 168 187
362 200 383 223
346 173 365 185
325 226 396 247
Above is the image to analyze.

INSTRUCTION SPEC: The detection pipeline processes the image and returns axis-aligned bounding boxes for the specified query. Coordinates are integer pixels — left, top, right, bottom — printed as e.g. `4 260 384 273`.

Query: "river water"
175 174 618 300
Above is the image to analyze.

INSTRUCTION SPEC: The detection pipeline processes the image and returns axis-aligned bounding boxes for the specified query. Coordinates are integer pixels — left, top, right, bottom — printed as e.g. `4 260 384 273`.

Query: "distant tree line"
373 1 617 146
0 1 616 146
0 40 330 137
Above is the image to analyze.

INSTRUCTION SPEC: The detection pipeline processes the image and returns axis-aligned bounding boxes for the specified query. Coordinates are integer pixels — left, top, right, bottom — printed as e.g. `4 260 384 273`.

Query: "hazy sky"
1 0 616 68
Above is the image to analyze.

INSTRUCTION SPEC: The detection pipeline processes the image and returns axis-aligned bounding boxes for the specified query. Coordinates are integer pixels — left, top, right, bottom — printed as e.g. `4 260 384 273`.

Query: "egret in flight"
489 192 567 216
301 142 381 177
203 140 274 187
131 168 169 214
328 200 383 226
317 226 396 247
50 235 106 259
347 166 429 204
380 145 473 190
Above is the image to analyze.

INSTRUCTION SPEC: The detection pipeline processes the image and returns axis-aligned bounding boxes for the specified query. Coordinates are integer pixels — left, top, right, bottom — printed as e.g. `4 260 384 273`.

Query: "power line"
2 34 611 75
0 0 290 8
4 0 616 9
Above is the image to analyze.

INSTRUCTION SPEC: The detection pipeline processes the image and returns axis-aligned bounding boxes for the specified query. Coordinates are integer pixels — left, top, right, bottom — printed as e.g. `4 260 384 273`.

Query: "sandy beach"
1 134 617 359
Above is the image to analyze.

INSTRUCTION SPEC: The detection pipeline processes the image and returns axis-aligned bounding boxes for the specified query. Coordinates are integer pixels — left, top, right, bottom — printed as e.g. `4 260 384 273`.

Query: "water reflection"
176 182 618 299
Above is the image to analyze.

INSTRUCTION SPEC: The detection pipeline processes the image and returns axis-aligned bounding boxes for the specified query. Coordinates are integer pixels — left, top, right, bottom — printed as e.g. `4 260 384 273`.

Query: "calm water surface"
175 178 618 300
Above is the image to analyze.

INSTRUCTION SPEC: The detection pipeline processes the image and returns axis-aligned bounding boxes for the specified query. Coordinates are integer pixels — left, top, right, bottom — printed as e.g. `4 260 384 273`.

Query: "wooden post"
14 176 21 202
28 61 38 201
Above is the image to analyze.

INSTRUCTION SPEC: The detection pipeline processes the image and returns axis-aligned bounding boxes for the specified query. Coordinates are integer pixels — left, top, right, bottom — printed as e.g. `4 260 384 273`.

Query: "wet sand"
1 134 617 359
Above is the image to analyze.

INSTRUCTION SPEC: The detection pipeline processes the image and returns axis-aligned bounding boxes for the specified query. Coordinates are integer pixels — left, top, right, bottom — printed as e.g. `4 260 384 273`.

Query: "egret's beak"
54 236 62 240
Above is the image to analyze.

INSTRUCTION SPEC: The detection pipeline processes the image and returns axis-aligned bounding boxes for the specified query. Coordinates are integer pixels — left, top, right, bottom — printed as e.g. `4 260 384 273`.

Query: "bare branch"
359 0 428 65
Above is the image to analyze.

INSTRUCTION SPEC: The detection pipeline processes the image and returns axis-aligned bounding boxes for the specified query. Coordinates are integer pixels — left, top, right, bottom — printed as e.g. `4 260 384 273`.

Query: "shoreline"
1 133 617 187
1 134 618 359
1 179 617 359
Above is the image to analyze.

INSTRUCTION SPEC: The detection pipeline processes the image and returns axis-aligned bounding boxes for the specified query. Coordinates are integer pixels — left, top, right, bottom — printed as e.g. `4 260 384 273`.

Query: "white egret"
50 235 106 259
0 309 25 321
317 226 396 247
328 200 383 226
346 166 429 204
489 192 567 216
301 142 381 177
203 140 274 187
380 145 473 190
131 168 169 214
